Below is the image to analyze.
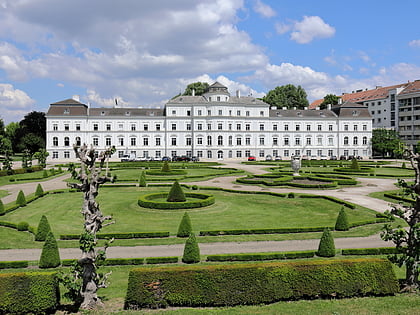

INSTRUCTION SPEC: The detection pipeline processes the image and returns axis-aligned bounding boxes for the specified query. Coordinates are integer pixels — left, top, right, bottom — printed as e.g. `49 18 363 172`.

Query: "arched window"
228 135 233 146
344 136 349 145
353 136 358 145
64 137 70 147
75 137 81 146
53 137 58 146
362 136 367 145
217 135 223 146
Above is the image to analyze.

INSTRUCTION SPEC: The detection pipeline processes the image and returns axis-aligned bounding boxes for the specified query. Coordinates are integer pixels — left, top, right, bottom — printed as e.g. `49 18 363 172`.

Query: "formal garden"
0 155 418 314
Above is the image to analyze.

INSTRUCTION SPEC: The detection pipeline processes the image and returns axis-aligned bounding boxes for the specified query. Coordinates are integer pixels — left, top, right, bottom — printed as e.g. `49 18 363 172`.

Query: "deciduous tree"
263 84 309 109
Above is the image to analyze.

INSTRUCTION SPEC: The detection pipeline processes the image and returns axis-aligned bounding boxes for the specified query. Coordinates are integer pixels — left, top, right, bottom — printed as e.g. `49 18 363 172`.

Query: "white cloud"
275 22 292 34
253 0 276 18
409 39 420 47
0 83 35 123
290 16 335 44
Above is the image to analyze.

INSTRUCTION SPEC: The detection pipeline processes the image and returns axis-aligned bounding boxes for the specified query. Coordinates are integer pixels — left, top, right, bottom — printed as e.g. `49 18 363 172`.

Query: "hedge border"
206 250 315 262
60 231 169 240
138 192 215 209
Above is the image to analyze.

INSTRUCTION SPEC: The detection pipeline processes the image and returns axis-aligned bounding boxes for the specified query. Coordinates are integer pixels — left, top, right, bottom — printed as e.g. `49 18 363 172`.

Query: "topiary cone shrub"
42 169 48 178
35 215 52 241
0 199 4 215
139 171 147 187
167 180 186 202
182 233 200 264
335 207 350 231
35 183 44 197
177 212 192 237
16 190 27 206
350 158 360 170
39 231 61 268
161 160 171 172
317 228 336 257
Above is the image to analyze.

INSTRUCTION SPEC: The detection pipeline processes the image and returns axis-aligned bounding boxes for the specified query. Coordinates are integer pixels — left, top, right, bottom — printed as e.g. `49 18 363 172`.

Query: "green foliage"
262 84 309 109
320 94 340 109
182 82 209 96
139 192 215 209
58 260 83 306
42 169 48 178
161 160 171 172
60 231 169 240
124 259 399 309
33 148 49 168
288 192 295 198
16 221 29 231
167 180 186 202
182 233 200 264
207 250 315 262
317 228 336 257
342 247 399 255
177 212 193 237
335 207 350 231
35 215 52 241
145 257 178 264
0 261 29 269
16 190 27 206
139 171 147 187
0 272 60 314
39 231 61 268
35 183 44 196
350 158 360 170
372 128 404 157
0 199 4 215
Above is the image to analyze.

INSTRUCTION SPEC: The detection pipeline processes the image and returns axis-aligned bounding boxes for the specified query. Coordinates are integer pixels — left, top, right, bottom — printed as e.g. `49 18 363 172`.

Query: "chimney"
338 98 343 105
192 89 195 96
236 90 241 98
327 104 332 110
72 95 80 102
282 107 287 110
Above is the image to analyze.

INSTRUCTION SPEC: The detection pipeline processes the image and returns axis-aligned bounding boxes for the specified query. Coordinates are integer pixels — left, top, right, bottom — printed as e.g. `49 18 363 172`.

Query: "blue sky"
1 0 420 123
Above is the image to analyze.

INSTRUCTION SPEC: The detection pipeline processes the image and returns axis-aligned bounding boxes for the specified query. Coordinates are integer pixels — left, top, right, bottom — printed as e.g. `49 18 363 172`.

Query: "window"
118 138 124 146
259 150 264 157
76 124 80 131
245 137 251 145
306 125 311 131
284 124 289 131
306 150 311 156
328 137 333 146
64 124 69 131
93 123 98 131
363 124 367 131
197 151 203 158
218 123 222 130
64 137 70 147
93 137 99 146
171 150 177 157
131 138 136 146
236 124 241 130
187 123 192 131
295 138 301 146
295 125 300 131
118 124 124 130
156 124 161 131
273 137 278 145
353 125 358 131
52 151 58 159
218 109 222 115
317 137 322 145
306 137 311 145
273 124 278 131
155 138 161 146
197 137 203 145
207 135 212 145
217 135 223 146
228 123 232 130
53 124 58 131
236 138 242 146
105 137 111 146
237 110 241 116
197 123 203 130
260 111 264 116
171 138 177 146
245 124 250 131
207 123 211 130
75 137 81 146
236 151 242 158
273 149 278 157
144 124 149 131
228 136 233 146
328 125 333 131
318 125 322 131
246 111 250 116
207 150 212 158
186 137 192 145
353 137 358 145
259 124 264 131
53 137 58 146
217 97 221 102
172 110 176 115
106 124 111 131
64 151 70 158
131 124 136 131
328 149 333 156
171 124 176 131
362 136 367 145
344 124 349 131
259 138 265 145
208 110 211 116
198 110 202 116
284 137 289 146
187 110 191 116
344 136 349 145
245 150 251 157
284 150 289 157
143 138 149 146
156 151 161 158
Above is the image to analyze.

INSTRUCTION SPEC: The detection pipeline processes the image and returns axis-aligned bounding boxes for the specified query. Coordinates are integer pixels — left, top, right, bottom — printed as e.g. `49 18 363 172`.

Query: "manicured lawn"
0 190 9 198
0 170 66 187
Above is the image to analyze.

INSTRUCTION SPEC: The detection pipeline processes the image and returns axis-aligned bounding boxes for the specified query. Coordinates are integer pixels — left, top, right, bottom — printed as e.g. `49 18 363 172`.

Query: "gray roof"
50 98 86 106
89 107 164 117
331 102 371 118
167 95 266 105
269 109 337 118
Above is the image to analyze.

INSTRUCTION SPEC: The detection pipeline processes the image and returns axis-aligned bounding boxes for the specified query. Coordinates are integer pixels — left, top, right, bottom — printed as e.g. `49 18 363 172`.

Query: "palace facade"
46 82 372 161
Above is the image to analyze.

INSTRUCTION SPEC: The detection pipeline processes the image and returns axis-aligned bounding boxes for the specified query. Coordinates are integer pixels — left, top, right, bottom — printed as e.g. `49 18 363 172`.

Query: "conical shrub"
0 199 4 215
35 183 44 197
139 171 147 187
350 158 360 170
35 215 52 241
16 190 27 206
182 233 200 264
167 180 186 202
42 170 48 178
177 212 192 237
161 160 171 172
39 231 61 268
317 228 336 257
335 207 350 231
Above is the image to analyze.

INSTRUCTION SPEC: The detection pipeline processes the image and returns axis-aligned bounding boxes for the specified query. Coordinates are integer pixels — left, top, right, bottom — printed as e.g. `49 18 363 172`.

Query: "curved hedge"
138 192 215 209
236 175 338 188
145 169 188 176
124 258 399 309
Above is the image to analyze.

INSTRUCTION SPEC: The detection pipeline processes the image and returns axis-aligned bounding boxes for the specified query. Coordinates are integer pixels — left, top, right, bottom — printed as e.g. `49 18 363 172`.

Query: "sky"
1 0 420 124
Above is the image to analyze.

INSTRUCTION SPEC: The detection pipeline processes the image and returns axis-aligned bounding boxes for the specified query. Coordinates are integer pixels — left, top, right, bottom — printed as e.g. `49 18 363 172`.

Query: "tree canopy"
320 94 340 109
262 84 309 109
183 82 209 96
371 129 403 157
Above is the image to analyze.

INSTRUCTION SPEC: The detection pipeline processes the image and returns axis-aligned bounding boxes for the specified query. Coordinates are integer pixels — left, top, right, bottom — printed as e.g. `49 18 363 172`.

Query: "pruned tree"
381 148 420 291
65 144 116 309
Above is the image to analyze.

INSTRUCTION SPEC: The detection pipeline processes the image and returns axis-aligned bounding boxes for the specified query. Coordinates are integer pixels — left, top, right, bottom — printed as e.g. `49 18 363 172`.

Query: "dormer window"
101 111 105 116
64 108 70 114
125 111 130 116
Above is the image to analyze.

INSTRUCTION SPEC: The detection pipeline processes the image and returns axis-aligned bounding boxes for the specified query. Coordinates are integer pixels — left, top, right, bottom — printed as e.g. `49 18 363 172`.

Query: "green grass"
0 170 66 187
0 190 9 198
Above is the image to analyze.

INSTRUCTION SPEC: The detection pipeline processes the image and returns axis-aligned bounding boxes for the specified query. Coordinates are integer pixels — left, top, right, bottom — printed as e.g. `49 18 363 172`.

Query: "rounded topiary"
161 160 171 172
16 190 27 206
35 183 44 197
288 192 295 198
17 221 29 231
35 215 52 241
0 199 4 215
350 158 360 170
177 212 192 237
139 171 147 187
335 207 350 231
317 228 336 257
167 180 186 202
182 233 200 264
39 231 61 268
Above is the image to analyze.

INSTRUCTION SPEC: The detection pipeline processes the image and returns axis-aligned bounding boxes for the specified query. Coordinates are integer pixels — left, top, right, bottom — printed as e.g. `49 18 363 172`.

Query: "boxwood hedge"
138 192 215 209
124 258 399 309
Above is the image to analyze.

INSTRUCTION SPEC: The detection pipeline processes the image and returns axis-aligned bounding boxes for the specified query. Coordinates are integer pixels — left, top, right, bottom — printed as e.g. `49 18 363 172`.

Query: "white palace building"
46 82 372 161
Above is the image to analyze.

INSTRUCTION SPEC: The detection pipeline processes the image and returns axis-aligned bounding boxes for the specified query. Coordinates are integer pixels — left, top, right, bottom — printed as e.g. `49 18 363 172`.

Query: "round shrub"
177 212 192 237
138 192 215 210
16 190 27 206
167 180 186 202
182 233 200 264
17 221 29 231
191 185 198 190
161 160 171 172
288 192 295 198
335 207 350 231
39 232 61 268
35 215 52 241
317 228 336 257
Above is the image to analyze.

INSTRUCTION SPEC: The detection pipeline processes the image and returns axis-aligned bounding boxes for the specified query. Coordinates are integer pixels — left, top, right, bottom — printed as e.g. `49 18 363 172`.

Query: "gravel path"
0 162 400 261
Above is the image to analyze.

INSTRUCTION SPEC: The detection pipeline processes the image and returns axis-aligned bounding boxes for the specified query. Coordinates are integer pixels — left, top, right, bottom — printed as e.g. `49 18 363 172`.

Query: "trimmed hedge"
138 192 215 209
206 250 315 262
146 169 188 176
342 247 399 255
60 231 170 240
0 260 29 269
200 226 331 236
124 258 399 309
145 257 179 264
0 272 60 314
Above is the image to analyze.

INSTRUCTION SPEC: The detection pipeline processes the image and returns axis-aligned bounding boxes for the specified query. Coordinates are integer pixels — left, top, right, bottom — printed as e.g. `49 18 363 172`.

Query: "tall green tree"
14 111 46 153
371 129 403 158
5 122 20 152
320 94 340 109
33 149 49 168
183 82 209 96
263 84 309 109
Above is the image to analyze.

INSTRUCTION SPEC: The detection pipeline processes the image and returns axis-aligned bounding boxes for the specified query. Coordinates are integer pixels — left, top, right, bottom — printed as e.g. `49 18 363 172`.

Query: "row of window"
52 135 368 147
169 109 263 117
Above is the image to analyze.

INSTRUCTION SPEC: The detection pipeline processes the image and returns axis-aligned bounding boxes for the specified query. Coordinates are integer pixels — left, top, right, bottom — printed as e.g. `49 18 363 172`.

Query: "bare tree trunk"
69 144 115 309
